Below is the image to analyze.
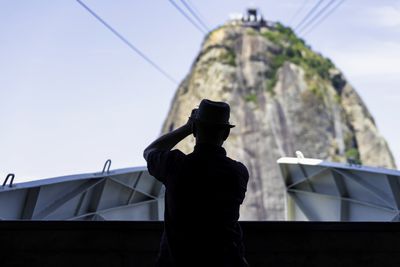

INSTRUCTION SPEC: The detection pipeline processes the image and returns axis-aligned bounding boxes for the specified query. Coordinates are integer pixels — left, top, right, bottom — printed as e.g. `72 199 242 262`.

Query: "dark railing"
2 173 15 188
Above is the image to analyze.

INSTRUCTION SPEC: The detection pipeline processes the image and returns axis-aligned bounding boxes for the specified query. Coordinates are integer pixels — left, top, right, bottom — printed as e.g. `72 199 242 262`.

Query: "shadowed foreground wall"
1 221 400 267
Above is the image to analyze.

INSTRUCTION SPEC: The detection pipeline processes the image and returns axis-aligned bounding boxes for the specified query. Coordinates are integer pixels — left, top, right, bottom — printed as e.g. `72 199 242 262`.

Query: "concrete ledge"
1 221 400 266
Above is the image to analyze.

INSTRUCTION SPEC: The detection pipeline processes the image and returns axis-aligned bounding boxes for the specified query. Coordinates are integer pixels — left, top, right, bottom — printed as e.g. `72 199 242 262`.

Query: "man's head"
191 99 234 146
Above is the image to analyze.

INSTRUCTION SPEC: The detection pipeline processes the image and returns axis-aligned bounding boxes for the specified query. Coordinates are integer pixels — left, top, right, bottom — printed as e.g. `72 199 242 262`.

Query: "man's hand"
143 109 196 161
186 108 198 133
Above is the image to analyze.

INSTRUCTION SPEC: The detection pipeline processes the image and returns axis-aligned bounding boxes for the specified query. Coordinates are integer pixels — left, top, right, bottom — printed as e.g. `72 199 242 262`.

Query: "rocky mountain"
161 19 396 220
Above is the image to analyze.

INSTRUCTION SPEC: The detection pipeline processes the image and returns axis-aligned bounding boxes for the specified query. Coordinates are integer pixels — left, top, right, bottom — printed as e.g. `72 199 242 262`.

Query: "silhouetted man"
144 99 249 267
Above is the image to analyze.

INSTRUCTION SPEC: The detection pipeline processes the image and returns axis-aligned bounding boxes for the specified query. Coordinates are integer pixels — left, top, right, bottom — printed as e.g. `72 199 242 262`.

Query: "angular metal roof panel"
0 167 164 221
278 157 400 221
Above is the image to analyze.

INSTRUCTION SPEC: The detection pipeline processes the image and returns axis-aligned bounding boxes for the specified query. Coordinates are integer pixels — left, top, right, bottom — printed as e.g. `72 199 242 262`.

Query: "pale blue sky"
1 0 399 182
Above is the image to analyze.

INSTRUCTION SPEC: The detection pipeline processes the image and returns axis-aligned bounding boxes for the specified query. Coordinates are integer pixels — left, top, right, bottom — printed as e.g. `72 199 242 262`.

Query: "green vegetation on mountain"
261 23 334 92
220 49 236 66
345 148 361 164
245 93 258 103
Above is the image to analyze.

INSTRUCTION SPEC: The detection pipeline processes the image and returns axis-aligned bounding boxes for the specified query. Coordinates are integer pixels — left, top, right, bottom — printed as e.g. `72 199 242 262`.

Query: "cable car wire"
289 0 312 25
167 0 207 34
297 0 338 33
302 0 346 36
294 0 326 31
185 0 210 29
179 0 209 32
76 0 178 85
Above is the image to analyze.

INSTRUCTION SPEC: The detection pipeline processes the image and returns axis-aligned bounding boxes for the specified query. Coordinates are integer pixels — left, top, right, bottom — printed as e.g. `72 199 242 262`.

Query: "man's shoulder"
236 161 249 180
148 149 187 167
225 157 249 179
146 149 186 182
148 148 186 159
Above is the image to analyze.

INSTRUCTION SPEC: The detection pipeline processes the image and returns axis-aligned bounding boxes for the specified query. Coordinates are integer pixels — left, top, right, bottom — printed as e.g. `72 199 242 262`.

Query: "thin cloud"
370 6 400 28
330 41 400 77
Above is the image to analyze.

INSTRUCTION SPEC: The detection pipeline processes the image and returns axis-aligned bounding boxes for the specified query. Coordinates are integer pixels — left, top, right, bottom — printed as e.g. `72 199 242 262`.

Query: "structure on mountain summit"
229 8 275 28
242 8 266 27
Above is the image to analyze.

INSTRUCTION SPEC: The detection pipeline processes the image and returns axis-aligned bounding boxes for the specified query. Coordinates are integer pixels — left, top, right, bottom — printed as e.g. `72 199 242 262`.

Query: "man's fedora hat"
192 99 235 128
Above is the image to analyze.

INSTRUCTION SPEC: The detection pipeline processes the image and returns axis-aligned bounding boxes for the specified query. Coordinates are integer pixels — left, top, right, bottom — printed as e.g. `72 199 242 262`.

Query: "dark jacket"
147 143 249 267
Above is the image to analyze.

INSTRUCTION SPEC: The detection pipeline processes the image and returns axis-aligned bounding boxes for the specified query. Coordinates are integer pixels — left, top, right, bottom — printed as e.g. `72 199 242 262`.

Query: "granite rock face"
161 23 396 220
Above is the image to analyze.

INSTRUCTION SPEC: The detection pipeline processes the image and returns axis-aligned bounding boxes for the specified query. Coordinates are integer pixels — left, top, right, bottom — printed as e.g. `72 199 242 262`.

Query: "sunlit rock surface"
161 22 396 220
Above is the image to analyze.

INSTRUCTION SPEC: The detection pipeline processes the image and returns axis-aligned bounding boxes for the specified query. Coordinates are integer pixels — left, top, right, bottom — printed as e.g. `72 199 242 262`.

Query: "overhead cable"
297 0 338 33
179 0 209 32
289 0 312 25
302 0 346 36
76 0 178 85
185 0 210 28
167 0 207 34
294 0 326 31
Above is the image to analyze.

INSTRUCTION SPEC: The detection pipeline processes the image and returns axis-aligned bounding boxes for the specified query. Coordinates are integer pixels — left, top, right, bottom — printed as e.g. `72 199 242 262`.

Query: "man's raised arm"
143 109 196 161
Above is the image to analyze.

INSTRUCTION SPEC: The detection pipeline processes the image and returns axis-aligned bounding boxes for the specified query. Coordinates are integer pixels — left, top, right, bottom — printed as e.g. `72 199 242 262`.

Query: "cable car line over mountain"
184 0 210 30
294 0 326 31
293 0 346 36
302 0 346 36
179 0 210 32
167 0 207 34
75 0 346 89
296 0 339 33
288 0 312 25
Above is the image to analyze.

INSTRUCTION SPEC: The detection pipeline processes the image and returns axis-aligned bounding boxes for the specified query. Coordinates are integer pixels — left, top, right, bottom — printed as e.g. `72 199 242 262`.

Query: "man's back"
148 143 249 266
169 144 247 223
